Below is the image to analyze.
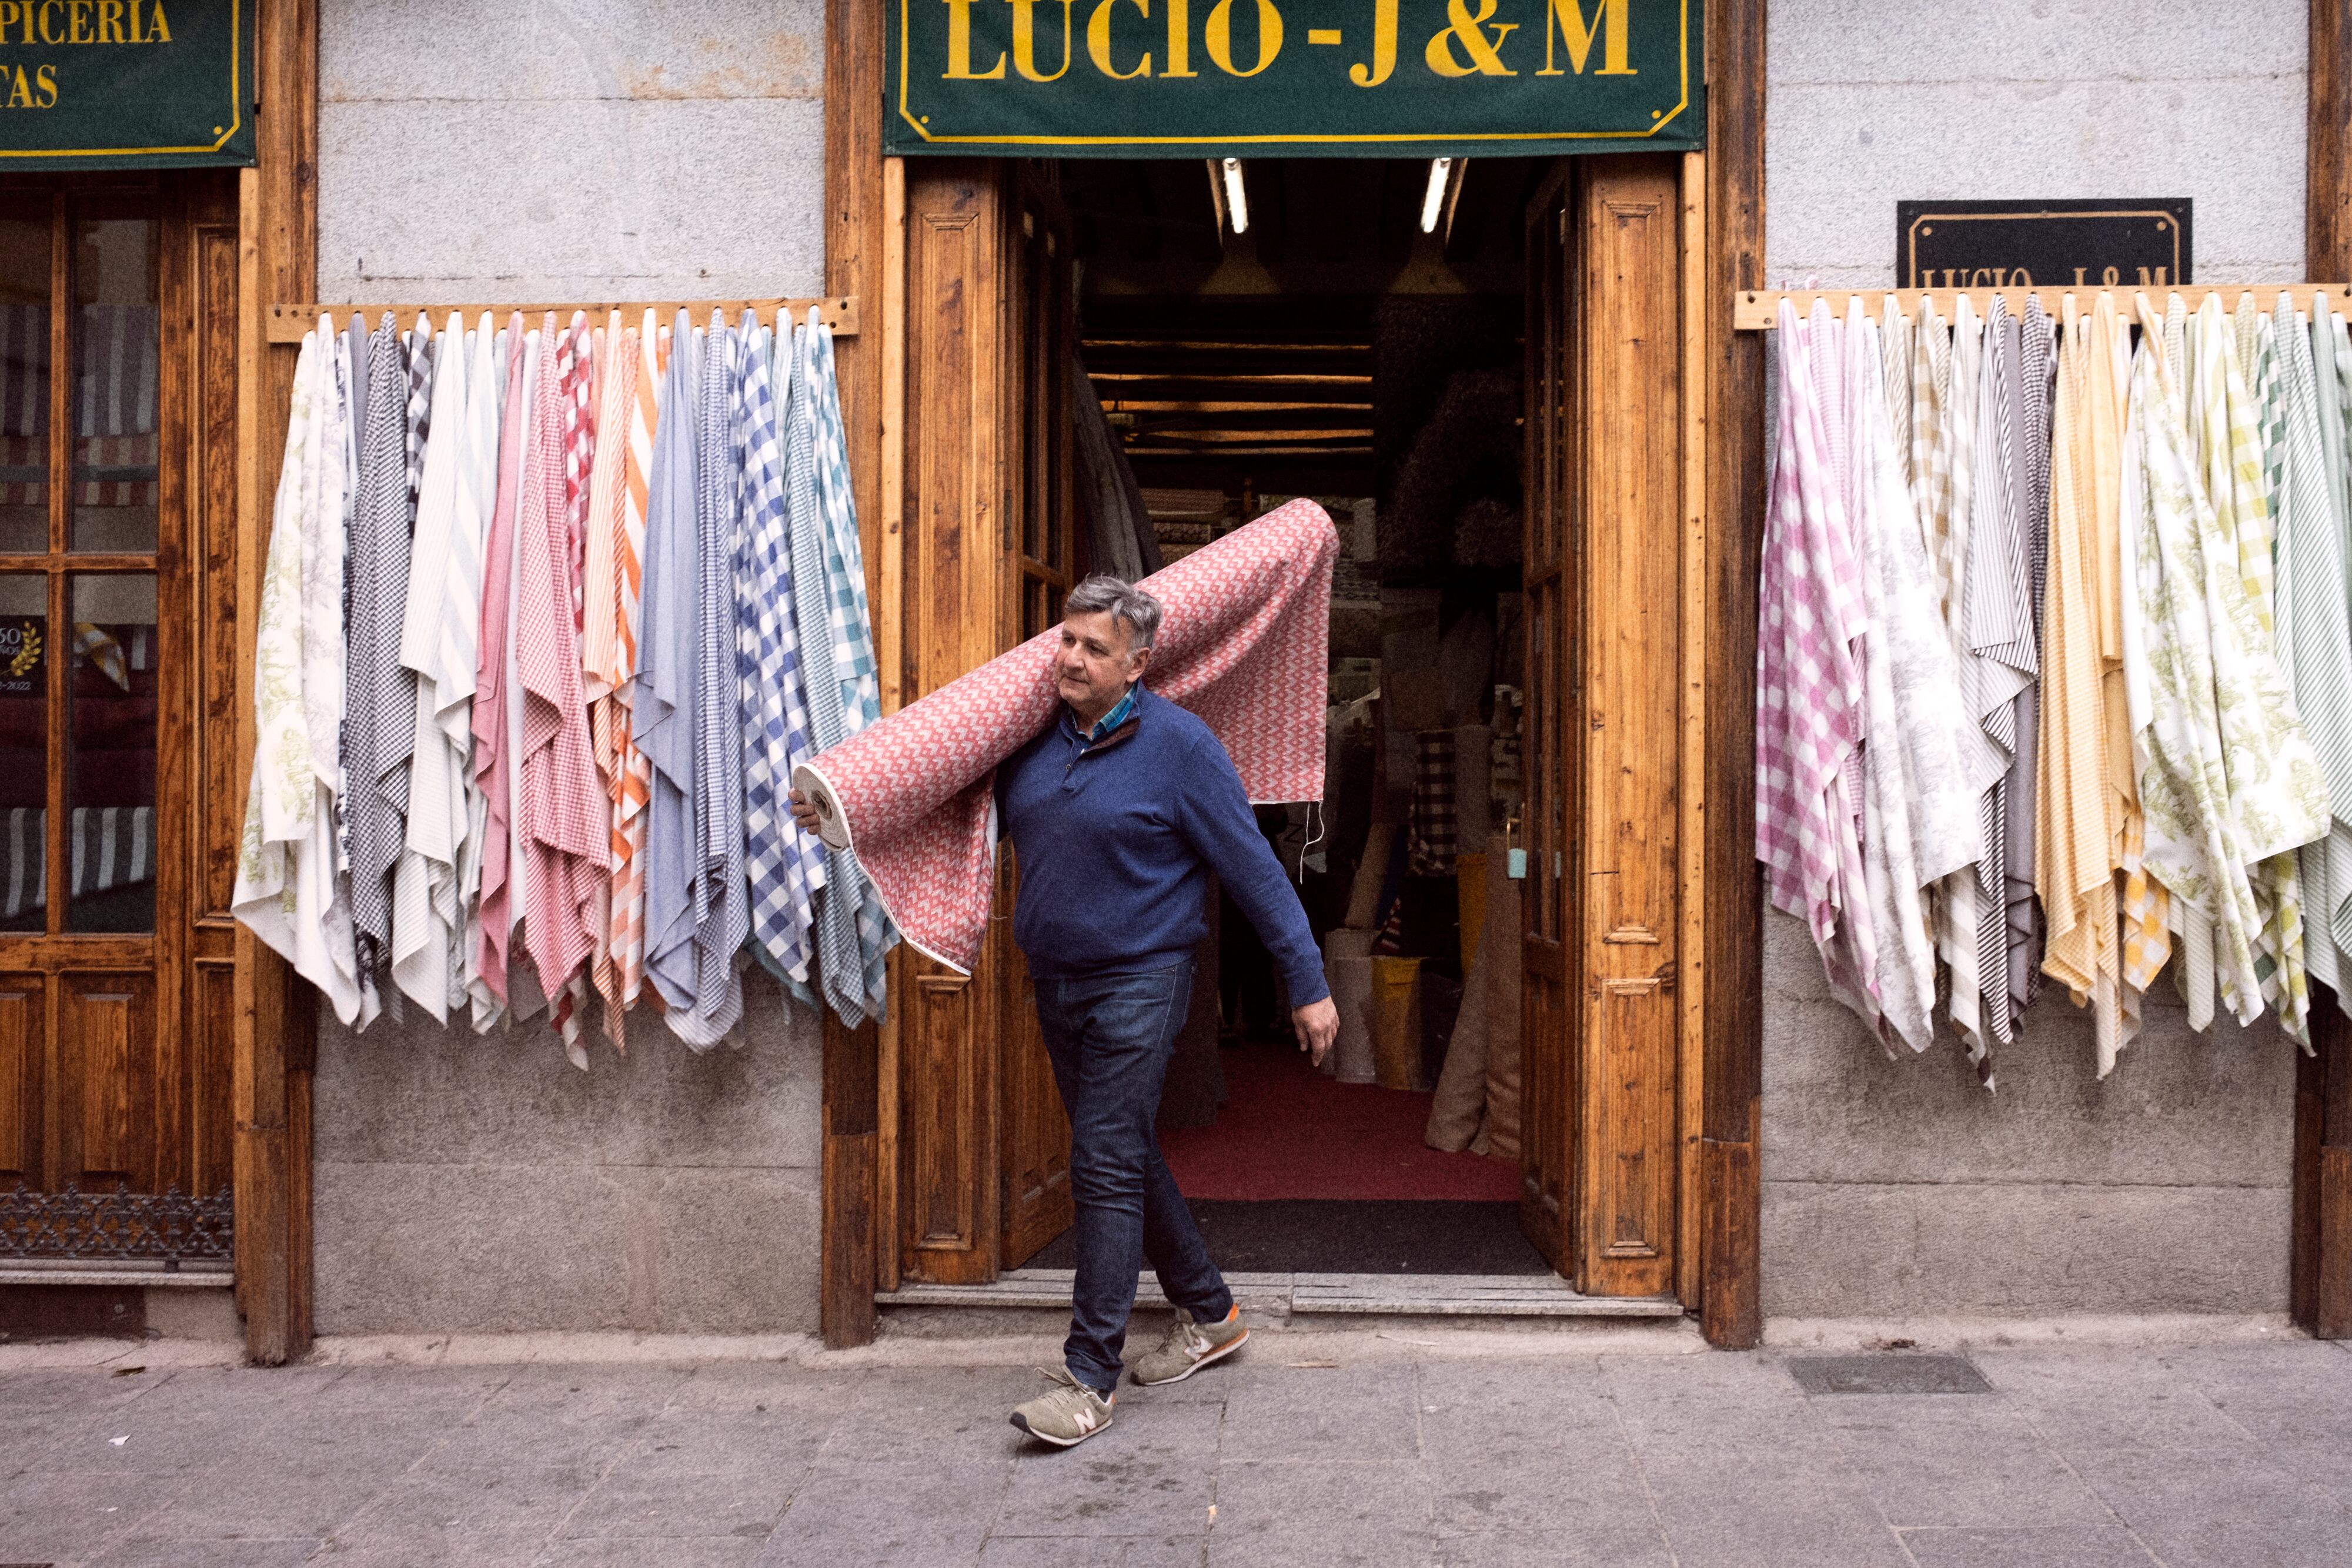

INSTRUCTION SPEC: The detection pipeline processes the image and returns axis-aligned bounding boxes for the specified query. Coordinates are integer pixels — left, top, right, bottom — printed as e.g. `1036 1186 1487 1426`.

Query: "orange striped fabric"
582 315 633 1045
604 311 660 1019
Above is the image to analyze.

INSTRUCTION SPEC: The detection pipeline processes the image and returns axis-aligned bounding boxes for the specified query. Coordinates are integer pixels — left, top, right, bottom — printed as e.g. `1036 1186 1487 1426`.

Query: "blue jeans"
1033 961 1234 1393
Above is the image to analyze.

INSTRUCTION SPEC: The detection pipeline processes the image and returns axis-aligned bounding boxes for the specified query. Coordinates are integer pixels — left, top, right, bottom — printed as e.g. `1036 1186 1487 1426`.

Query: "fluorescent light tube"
1221 158 1249 235
1421 158 1454 234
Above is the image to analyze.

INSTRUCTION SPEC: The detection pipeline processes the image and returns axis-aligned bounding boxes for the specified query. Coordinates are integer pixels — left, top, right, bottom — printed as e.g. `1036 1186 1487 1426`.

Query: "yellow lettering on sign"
1007 0 1074 80
1537 0 1633 76
98 0 122 42
1425 0 1514 77
0 6 16 44
145 0 166 41
6 65 28 106
33 60 51 104
1162 0 1194 77
69 0 89 44
1349 0 1395 86
1204 0 1281 76
39 2 63 45
943 0 1007 78
1087 0 1151 79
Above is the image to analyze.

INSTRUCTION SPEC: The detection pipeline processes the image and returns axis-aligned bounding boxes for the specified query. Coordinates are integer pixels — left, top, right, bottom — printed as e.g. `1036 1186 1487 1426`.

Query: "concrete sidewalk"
4 1322 2350 1567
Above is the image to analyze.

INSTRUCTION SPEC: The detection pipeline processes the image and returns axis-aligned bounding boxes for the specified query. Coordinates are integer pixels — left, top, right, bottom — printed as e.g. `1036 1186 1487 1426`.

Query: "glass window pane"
0 218 48 555
71 209 158 554
66 573 155 932
0 574 45 930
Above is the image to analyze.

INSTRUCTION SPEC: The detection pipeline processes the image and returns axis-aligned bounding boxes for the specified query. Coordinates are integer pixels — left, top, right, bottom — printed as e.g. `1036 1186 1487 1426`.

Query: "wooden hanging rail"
1733 285 2352 332
263 294 861 346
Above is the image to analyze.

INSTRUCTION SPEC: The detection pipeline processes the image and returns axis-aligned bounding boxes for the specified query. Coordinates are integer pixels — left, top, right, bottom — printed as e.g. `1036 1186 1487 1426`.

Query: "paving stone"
2160 1342 2352 1445
308 1526 551 1566
754 1457 1008 1567
338 1459 629 1540
1430 1529 1678 1567
604 1409 830 1483
994 1400 1221 1536
1633 1446 1913 1568
814 1366 1045 1466
1600 1352 1828 1452
1215 1363 1423 1463
1413 1356 1618 1453
1972 1350 2254 1451
86 1536 323 1567
6 1342 2352 1568
1208 1458 1434 1560
533 1532 769 1565
2063 1443 2352 1568
1895 1524 2162 1567
0 1468 185 1564
125 1459 409 1542
980 1533 1205 1566
1813 1393 2114 1529
557 1465 797 1539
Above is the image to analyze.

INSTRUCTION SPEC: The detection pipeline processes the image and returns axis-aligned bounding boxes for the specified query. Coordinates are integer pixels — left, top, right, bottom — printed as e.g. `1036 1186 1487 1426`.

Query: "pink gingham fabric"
1756 301 1875 990
796 498 1338 973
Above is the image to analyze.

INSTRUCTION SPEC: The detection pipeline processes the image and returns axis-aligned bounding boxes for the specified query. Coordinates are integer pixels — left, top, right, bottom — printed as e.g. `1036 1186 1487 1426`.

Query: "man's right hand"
1293 997 1338 1068
788 788 824 838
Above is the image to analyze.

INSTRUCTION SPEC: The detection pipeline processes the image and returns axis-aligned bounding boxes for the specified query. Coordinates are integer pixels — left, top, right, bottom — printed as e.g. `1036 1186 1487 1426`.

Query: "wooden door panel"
193 219 243 918
998 169 1077 1271
908 962 994 1279
59 972 158 1189
999 858 1070 1268
1519 167 1576 1269
0 974 39 1183
191 955 235 1197
1575 158 1683 1298
896 163 1008 1285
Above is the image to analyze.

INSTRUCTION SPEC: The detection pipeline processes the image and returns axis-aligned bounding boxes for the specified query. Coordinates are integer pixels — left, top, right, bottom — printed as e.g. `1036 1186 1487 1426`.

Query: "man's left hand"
1293 998 1338 1067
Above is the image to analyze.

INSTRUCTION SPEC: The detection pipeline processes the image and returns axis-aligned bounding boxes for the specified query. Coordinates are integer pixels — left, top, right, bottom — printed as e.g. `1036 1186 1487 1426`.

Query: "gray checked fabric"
403 313 435 521
736 317 824 988
343 315 418 999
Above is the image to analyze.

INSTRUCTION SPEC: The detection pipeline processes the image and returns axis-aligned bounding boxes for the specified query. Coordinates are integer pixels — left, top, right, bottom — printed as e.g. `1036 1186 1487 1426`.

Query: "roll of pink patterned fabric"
794 497 1338 974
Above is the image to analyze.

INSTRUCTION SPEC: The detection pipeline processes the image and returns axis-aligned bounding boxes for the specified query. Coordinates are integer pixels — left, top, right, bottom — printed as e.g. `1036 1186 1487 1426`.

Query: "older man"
797 573 1336 1447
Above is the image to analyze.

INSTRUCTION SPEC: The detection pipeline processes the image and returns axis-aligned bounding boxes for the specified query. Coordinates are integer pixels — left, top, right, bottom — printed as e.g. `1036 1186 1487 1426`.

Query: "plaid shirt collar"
1070 681 1140 748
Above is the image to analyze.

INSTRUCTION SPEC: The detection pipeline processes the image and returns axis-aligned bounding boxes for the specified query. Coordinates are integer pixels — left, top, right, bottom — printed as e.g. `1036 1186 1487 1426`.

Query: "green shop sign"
0 1 253 169
886 0 1702 156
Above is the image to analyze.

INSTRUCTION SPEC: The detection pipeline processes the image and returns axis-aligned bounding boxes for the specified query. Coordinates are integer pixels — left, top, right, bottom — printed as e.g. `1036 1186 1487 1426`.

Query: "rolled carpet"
794 499 1339 972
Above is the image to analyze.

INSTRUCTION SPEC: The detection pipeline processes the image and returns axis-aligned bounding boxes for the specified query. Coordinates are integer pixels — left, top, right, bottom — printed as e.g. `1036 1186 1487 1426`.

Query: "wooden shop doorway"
876 152 1703 1306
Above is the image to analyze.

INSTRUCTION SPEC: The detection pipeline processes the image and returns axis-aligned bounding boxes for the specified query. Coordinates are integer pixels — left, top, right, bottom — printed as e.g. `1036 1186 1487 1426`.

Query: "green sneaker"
1130 1305 1248 1386
1009 1367 1116 1447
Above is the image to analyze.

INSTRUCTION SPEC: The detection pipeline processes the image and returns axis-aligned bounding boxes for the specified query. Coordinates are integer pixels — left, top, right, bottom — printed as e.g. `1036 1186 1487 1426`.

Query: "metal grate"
1 1181 233 1270
1787 1354 1993 1396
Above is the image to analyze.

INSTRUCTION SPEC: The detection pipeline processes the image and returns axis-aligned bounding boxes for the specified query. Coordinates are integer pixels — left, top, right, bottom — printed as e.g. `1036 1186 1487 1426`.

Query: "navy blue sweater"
995 685 1329 1007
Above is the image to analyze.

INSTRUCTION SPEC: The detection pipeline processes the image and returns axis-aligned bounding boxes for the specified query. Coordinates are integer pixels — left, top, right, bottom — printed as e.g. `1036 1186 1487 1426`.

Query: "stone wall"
1760 0 2307 1318
310 0 829 1335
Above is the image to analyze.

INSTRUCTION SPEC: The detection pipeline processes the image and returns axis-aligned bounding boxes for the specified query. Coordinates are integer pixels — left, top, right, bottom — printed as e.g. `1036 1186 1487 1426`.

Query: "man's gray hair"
1065 574 1164 651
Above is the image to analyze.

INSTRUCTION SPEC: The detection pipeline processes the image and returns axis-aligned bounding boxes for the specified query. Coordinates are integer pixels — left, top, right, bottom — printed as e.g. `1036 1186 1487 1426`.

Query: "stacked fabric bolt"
233 308 893 1068
1761 289 2352 1084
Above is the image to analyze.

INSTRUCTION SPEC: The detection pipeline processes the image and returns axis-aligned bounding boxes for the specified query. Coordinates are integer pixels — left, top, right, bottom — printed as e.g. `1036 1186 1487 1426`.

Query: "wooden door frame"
2300 0 2352 1340
822 0 1768 1346
220 0 319 1366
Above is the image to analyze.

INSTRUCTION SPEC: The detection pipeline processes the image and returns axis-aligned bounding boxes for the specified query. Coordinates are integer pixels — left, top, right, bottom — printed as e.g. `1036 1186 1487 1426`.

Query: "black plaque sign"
1897 199 2190 290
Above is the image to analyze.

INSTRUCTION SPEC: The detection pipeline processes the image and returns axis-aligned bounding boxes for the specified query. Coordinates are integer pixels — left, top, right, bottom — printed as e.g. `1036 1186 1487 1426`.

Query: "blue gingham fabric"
787 313 898 1025
733 316 826 985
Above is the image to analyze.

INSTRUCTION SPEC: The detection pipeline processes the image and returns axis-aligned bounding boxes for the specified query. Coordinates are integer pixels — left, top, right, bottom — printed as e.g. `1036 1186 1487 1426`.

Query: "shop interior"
1025 156 1546 1276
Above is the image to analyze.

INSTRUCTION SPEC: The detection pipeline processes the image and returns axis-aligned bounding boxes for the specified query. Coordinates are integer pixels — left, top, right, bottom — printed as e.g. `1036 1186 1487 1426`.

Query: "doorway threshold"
877 1268 1683 1320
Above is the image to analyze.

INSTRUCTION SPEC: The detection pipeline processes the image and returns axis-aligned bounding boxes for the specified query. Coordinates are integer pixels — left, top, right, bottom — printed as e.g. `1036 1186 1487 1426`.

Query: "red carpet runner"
1160 1040 1521 1202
